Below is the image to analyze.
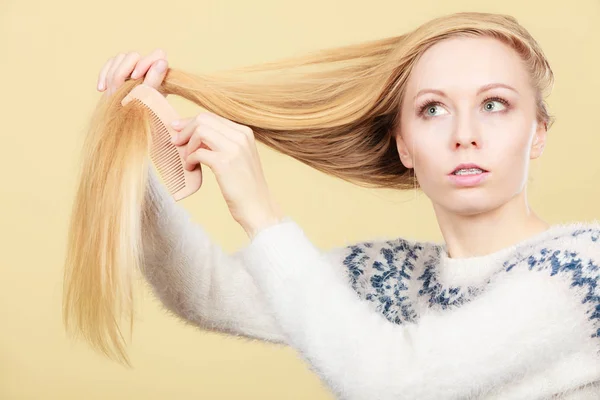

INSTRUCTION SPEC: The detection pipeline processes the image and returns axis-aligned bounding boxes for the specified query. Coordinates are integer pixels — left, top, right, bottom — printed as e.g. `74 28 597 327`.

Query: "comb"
121 85 202 201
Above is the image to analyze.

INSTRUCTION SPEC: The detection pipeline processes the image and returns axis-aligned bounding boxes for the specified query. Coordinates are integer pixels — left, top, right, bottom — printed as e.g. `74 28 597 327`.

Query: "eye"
417 96 510 118
418 101 448 118
482 97 509 112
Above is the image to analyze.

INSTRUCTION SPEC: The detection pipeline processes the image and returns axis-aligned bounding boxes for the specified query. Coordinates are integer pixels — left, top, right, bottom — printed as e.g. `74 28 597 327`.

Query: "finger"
143 59 168 91
171 112 251 139
207 112 253 136
185 148 217 171
184 125 232 158
170 117 199 145
191 112 249 146
131 48 167 79
170 116 195 131
98 57 114 91
106 53 127 93
183 129 214 158
112 52 142 88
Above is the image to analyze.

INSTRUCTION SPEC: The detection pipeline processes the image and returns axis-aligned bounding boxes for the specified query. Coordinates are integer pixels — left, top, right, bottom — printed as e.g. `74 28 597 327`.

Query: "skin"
395 36 550 258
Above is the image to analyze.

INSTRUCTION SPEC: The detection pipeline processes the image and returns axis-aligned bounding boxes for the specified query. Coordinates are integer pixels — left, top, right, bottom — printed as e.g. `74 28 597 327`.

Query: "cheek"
486 117 533 162
407 119 452 172
410 135 448 183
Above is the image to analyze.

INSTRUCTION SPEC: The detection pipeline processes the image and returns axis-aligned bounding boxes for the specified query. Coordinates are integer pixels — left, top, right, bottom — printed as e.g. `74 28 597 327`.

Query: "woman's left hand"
170 111 285 239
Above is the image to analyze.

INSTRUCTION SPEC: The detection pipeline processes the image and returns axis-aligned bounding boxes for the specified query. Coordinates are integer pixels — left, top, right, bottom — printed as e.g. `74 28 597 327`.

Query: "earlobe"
400 154 414 169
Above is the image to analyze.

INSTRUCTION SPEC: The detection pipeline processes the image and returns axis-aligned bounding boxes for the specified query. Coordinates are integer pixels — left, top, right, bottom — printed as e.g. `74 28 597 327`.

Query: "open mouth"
448 168 490 187
451 167 487 176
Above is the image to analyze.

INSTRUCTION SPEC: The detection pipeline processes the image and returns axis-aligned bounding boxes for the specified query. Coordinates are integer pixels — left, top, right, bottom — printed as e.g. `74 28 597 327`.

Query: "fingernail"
131 70 139 79
171 120 179 127
98 82 104 90
171 134 179 143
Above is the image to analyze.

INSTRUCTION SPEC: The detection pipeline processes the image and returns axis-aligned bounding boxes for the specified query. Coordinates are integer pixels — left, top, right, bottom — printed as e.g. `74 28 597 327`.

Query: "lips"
450 163 488 175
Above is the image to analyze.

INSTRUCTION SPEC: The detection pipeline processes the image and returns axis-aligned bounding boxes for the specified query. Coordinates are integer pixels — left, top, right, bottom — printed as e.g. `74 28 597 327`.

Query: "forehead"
407 36 529 95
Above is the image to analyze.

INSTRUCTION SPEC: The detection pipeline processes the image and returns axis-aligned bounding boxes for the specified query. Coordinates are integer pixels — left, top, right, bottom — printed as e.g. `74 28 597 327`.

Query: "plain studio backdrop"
1 0 599 399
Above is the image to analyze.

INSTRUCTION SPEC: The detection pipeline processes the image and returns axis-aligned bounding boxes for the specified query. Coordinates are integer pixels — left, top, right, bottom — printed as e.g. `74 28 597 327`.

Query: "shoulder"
326 234 441 273
324 233 443 294
504 220 600 275
499 220 600 340
322 234 442 324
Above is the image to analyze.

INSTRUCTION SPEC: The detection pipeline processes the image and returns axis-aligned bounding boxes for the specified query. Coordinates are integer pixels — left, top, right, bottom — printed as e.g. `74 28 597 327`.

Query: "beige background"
1 0 599 398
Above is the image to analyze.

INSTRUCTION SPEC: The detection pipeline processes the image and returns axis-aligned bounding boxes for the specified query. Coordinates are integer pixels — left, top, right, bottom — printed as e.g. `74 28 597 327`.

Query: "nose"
451 113 481 149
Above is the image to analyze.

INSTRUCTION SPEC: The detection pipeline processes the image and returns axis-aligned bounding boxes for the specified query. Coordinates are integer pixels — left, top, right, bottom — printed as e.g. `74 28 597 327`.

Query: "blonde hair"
63 11 555 366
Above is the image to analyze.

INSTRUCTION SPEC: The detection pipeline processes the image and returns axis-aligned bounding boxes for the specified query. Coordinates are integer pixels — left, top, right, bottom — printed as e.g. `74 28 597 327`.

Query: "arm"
240 219 599 400
139 166 286 343
139 167 353 345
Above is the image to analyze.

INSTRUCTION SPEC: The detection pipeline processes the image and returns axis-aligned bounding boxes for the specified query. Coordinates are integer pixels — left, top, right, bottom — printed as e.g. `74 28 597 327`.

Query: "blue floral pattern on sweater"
342 239 421 325
340 225 600 341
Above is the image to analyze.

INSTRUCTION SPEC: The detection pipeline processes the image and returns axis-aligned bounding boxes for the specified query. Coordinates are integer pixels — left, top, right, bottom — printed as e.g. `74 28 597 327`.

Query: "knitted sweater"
141 169 600 400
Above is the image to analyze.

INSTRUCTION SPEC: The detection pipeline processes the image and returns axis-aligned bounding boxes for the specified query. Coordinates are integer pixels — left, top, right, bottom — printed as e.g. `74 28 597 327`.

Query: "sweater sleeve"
240 218 600 400
138 167 352 345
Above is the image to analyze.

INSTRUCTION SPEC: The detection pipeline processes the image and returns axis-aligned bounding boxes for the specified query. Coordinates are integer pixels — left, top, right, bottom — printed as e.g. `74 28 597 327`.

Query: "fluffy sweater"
141 169 600 400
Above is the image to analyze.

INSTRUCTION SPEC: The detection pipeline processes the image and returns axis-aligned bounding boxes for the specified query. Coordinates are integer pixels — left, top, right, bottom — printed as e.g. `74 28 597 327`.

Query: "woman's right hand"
97 48 169 97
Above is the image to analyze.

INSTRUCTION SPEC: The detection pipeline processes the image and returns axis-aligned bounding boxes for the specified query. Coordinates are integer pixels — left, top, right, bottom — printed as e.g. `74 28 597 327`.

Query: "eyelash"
417 96 511 118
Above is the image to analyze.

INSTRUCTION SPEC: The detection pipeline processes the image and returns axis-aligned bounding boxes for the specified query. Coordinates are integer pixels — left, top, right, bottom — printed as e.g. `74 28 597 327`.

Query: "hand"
96 48 169 97
171 112 285 239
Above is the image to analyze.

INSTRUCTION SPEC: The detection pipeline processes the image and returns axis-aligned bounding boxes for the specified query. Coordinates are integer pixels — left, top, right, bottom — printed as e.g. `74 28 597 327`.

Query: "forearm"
139 166 288 344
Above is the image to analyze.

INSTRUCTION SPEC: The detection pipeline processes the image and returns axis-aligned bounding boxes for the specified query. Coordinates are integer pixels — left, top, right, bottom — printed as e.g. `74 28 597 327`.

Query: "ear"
530 121 547 159
395 132 414 169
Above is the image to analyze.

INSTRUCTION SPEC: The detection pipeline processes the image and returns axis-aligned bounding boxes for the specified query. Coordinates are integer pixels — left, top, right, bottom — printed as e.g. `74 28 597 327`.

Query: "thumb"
170 116 197 131
143 59 169 96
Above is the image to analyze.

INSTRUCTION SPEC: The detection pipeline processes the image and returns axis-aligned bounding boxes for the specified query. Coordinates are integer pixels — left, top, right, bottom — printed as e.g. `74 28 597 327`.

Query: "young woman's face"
396 36 547 216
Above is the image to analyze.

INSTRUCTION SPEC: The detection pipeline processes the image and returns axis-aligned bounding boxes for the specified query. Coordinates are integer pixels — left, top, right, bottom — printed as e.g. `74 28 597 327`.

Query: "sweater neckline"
436 220 599 288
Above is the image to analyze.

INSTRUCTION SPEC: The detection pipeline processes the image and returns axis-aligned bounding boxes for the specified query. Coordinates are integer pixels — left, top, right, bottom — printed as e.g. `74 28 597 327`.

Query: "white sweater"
140 169 600 400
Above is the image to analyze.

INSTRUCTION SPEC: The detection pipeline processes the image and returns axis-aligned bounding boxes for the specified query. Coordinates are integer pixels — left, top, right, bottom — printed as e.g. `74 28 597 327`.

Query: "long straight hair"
63 11 555 366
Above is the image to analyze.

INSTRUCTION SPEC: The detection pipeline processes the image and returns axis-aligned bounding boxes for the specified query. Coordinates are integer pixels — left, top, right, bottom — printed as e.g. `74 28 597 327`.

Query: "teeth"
454 168 483 175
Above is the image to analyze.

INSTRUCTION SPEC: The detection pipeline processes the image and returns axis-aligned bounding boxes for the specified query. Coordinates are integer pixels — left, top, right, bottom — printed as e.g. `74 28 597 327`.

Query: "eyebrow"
414 83 519 101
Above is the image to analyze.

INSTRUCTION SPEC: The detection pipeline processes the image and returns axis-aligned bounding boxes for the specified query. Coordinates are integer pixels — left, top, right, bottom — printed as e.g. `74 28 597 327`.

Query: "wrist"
243 202 286 240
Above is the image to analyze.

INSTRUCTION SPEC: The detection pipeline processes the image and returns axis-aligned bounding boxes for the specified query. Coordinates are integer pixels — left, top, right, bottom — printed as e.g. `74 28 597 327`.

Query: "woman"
66 11 599 399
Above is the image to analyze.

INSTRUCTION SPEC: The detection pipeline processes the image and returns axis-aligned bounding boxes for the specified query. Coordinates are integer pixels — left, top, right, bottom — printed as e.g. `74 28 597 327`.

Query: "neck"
434 190 551 259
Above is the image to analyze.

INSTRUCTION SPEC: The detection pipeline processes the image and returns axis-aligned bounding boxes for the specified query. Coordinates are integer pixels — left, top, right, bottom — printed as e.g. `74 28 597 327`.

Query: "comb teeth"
142 103 186 194
120 85 202 201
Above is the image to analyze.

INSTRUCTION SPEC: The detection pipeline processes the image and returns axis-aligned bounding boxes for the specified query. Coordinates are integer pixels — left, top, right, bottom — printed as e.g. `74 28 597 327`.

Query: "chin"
437 192 498 216
450 205 491 217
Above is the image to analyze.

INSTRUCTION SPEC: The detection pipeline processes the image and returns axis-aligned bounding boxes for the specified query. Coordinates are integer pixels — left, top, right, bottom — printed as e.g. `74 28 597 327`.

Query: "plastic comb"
121 85 202 201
